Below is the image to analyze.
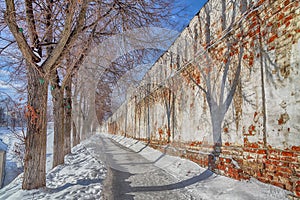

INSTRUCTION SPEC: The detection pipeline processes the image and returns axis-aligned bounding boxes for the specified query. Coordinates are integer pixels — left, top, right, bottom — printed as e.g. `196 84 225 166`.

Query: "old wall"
105 0 300 197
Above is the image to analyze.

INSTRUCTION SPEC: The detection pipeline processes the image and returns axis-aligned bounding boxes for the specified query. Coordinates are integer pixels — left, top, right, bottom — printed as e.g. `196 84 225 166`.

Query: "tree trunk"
51 88 65 168
64 78 72 155
77 94 83 143
72 83 80 147
22 68 48 190
72 120 79 147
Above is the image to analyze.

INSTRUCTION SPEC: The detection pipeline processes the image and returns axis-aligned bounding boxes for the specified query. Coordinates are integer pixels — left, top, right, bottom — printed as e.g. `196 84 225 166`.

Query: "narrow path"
83 134 195 200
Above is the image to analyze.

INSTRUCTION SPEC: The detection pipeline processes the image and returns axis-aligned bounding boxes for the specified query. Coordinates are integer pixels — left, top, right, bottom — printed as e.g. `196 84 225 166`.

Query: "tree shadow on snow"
105 167 214 200
137 169 211 192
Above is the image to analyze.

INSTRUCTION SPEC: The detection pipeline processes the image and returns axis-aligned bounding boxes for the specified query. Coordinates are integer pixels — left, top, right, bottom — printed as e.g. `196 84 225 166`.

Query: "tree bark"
77 94 83 143
72 120 79 147
64 78 72 155
51 87 65 168
72 93 80 147
22 67 48 190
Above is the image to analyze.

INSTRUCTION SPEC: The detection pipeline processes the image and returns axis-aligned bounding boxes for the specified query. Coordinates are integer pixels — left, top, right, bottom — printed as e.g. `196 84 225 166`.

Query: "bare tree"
2 0 175 189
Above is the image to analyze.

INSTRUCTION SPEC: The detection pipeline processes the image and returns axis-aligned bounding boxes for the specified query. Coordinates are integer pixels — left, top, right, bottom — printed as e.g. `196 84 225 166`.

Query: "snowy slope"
0 123 106 200
0 130 292 200
0 143 107 200
0 127 23 186
0 124 55 187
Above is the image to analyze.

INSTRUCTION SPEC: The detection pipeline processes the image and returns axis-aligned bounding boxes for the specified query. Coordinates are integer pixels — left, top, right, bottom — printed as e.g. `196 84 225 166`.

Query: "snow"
104 133 292 200
0 127 23 186
0 140 7 151
0 123 55 187
0 137 107 200
0 130 292 199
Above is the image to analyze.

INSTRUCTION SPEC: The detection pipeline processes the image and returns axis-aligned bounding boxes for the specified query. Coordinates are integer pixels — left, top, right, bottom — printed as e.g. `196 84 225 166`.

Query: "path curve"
83 134 195 200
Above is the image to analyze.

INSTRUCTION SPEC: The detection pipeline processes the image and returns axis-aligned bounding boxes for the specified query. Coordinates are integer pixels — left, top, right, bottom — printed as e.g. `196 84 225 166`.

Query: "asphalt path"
83 134 195 200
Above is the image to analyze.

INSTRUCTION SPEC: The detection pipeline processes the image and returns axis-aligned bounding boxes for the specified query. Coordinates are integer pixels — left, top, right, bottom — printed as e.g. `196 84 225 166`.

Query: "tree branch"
45 0 89 73
43 0 76 71
5 0 41 63
25 0 41 56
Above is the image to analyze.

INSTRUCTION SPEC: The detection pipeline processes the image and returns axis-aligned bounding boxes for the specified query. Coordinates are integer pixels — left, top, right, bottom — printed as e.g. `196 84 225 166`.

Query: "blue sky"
171 0 208 31
181 0 207 23
0 1 208 100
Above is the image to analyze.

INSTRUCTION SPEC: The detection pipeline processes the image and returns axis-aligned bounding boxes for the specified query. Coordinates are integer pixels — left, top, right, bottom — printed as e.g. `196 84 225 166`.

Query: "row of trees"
1 0 176 190
0 94 26 128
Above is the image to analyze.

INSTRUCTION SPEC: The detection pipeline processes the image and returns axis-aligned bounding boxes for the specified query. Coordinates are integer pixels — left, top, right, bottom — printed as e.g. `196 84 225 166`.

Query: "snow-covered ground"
0 124 54 187
105 133 292 200
0 123 106 200
0 130 293 200
0 140 106 200
0 127 24 186
0 124 107 200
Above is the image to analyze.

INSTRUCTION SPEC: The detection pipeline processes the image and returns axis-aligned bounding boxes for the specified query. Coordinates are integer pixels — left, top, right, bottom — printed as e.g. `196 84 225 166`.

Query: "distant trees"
0 93 26 128
0 106 5 126
0 92 26 167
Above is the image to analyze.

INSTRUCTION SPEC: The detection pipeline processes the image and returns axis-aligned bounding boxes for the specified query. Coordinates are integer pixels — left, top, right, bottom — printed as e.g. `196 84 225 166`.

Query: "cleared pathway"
83 134 291 200
83 134 195 200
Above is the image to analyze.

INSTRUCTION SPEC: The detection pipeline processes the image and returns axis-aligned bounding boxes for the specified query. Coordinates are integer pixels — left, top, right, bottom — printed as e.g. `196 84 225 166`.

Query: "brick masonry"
105 0 300 197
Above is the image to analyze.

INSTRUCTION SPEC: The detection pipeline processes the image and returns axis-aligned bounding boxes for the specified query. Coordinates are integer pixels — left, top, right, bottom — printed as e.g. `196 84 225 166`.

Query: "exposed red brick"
265 160 271 165
250 143 259 148
278 13 285 20
280 156 297 162
248 126 257 135
267 174 274 181
284 15 293 24
257 177 268 183
281 151 294 157
257 170 263 177
268 35 277 43
244 147 257 153
257 149 266 154
284 0 290 6
269 149 280 155
277 166 292 174
269 154 280 160
272 181 284 188
219 165 226 171
291 146 300 151
296 185 300 193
